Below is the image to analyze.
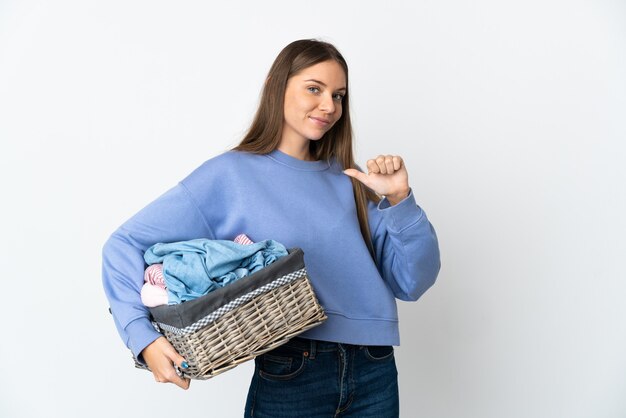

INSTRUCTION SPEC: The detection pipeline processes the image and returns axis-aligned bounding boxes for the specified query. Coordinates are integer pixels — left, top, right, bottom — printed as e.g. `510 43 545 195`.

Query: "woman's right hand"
141 336 191 390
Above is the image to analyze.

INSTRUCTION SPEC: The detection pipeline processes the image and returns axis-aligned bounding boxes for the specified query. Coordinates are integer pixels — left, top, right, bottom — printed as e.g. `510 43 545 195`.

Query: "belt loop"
309 339 317 360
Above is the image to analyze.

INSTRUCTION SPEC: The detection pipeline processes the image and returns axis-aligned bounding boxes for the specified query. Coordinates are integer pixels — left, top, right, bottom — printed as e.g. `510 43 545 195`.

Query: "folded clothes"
144 238 287 304
141 283 168 308
140 264 168 307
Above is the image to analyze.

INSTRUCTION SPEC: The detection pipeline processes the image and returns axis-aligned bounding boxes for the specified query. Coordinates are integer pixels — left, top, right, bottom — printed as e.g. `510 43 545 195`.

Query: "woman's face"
281 60 347 146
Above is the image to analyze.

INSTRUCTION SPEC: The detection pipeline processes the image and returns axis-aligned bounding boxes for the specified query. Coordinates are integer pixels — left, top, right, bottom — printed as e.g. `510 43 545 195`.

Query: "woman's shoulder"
194 149 254 170
182 149 265 183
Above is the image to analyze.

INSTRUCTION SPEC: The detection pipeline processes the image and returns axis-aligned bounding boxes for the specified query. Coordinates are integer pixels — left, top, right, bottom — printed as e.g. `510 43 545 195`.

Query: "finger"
392 156 402 171
166 351 191 382
159 339 189 371
384 155 395 174
159 366 191 390
366 159 379 174
375 156 387 174
171 373 191 390
170 351 189 371
342 168 369 186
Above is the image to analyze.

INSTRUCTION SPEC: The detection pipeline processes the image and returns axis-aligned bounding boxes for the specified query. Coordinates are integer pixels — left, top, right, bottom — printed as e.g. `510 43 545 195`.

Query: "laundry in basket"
134 247 326 380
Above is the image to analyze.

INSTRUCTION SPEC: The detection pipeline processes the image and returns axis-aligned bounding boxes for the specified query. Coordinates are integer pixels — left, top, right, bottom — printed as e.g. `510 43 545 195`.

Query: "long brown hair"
232 39 381 259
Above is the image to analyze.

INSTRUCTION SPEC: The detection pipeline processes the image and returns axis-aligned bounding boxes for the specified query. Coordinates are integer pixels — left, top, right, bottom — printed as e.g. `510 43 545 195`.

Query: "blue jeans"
244 337 399 417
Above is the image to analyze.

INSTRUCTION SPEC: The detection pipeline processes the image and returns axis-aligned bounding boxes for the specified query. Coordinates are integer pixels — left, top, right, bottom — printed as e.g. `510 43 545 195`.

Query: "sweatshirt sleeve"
101 182 214 361
368 188 441 301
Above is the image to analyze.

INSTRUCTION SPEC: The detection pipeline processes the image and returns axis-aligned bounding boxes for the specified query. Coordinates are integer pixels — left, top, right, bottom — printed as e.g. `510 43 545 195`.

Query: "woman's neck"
277 140 316 161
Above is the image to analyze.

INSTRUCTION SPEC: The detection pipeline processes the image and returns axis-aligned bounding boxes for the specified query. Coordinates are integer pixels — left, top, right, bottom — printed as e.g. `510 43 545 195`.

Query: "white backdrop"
1 1 625 417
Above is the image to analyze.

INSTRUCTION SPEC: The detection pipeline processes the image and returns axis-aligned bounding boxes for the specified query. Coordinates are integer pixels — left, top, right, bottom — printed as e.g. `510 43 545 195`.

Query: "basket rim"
149 247 305 328
153 268 307 335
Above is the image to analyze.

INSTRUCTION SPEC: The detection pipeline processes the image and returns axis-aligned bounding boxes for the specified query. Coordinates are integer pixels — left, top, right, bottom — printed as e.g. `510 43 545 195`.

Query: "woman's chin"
306 131 328 141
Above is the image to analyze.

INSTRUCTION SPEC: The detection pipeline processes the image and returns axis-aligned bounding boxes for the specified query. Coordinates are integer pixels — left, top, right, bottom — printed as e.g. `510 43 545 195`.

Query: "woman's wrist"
385 188 410 206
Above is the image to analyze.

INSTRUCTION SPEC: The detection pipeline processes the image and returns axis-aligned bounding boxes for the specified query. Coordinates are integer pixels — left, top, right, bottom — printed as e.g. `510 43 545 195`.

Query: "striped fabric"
144 264 166 288
234 233 254 245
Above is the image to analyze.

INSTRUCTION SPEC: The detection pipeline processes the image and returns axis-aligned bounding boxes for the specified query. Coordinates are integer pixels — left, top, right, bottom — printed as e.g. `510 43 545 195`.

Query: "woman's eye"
307 86 320 93
333 93 344 101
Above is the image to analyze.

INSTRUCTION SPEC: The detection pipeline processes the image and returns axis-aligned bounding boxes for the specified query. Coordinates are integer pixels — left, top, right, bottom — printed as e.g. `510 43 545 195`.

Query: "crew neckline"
266 149 332 171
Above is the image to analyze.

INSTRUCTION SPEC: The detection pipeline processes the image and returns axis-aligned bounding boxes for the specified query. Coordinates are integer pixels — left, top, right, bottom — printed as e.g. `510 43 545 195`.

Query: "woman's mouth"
309 116 331 127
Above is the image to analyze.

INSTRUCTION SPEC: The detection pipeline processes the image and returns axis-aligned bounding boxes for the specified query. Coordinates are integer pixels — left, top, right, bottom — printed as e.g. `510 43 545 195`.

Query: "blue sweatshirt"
102 149 441 359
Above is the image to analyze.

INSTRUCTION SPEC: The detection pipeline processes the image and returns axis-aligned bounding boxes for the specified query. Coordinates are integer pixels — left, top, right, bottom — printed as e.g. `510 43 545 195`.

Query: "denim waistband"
283 336 377 353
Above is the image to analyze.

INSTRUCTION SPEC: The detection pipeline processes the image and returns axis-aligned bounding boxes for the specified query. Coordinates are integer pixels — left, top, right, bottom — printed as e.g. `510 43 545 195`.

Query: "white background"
1 1 625 417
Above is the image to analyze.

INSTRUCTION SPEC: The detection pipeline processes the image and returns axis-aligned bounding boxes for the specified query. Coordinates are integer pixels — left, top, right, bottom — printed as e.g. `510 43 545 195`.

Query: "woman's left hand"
343 154 410 205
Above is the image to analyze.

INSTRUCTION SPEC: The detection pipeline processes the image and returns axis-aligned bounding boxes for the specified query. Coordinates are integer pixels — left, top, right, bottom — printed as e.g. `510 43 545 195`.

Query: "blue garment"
244 337 399 417
144 239 288 304
102 149 441 360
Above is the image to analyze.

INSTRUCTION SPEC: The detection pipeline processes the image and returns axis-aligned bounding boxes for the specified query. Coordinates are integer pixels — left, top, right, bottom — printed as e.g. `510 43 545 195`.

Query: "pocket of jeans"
258 347 307 381
363 345 394 361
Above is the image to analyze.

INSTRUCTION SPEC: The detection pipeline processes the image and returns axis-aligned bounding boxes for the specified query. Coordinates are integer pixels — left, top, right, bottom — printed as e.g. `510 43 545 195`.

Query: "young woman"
102 39 441 417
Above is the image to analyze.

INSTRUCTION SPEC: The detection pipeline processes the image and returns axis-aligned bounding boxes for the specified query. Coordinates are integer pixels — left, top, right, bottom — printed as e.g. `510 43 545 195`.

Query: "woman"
102 39 440 417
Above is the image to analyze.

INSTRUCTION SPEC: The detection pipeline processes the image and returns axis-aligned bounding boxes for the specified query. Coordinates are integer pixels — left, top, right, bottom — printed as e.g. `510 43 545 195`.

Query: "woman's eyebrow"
304 79 347 91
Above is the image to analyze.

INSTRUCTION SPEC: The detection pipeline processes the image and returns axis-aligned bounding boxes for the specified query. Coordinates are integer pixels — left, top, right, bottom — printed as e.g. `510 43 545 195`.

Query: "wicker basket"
134 247 326 380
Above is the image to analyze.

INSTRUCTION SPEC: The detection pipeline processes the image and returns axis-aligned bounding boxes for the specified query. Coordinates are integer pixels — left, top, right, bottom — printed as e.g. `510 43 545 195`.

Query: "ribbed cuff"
125 318 162 364
377 189 424 232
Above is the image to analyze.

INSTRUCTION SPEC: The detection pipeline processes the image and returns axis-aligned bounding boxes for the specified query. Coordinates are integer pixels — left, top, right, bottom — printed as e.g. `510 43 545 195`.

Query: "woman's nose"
318 94 336 114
